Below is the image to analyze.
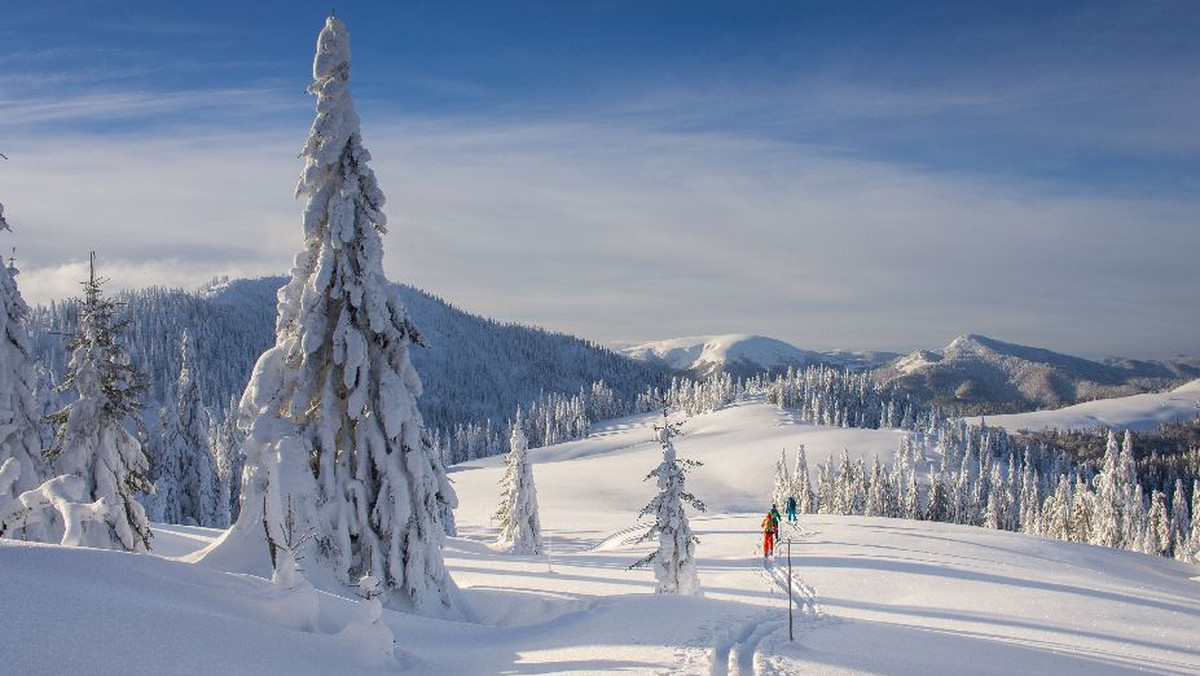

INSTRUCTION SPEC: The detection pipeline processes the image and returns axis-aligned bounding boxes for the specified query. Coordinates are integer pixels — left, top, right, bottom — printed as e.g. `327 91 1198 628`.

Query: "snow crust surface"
3 399 1198 675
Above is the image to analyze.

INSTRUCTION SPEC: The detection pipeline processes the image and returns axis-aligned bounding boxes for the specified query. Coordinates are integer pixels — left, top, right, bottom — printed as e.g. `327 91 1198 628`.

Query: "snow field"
3 399 1198 675
975 378 1200 433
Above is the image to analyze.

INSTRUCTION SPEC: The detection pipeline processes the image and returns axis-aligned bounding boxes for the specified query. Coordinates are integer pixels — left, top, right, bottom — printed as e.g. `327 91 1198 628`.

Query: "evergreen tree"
1144 490 1170 557
816 456 833 514
1170 479 1190 561
983 464 1007 530
208 394 243 524
1093 431 1124 548
903 469 921 520
791 444 814 513
1185 481 1200 564
1018 451 1040 534
0 208 46 535
1069 475 1095 543
925 466 948 522
1044 474 1073 541
45 254 152 552
494 410 541 555
203 16 461 615
170 330 217 526
771 448 791 511
865 455 891 517
634 411 704 596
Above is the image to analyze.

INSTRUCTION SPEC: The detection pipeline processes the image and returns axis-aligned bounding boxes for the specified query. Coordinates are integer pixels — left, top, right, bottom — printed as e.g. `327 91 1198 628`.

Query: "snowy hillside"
876 333 1198 413
6 400 1198 675
622 333 896 377
974 378 1200 433
29 276 669 434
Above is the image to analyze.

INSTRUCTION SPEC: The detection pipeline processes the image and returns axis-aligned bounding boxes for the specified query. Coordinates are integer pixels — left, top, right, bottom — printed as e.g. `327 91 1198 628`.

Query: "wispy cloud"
5 106 1195 359
0 85 302 130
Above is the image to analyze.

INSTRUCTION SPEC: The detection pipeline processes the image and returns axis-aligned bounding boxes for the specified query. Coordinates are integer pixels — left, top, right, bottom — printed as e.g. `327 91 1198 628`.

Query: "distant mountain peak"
878 333 1198 413
621 334 897 376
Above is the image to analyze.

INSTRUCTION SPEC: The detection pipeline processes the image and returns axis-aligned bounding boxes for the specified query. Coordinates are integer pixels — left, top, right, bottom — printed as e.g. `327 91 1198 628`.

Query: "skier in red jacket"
762 505 781 557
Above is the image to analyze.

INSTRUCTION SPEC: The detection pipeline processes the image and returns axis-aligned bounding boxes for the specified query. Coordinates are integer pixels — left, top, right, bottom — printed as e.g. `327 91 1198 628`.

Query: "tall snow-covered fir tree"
493 410 542 554
0 206 46 519
634 410 704 596
45 254 152 552
203 16 462 615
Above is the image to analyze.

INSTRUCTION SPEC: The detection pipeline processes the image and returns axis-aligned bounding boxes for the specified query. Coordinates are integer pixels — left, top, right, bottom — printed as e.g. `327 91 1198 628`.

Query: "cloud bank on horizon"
1 1 1197 359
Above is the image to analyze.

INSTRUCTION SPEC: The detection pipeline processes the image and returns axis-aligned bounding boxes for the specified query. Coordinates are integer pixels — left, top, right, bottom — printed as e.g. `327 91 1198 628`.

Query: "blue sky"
2 1 1198 358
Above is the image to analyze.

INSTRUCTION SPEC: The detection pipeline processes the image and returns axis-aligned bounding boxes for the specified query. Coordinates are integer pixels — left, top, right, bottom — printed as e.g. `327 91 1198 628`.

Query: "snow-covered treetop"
313 16 351 81
296 14 386 243
0 202 8 232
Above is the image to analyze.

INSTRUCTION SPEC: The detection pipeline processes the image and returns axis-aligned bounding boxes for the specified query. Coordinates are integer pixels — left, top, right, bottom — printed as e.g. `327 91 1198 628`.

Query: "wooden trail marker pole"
787 538 794 641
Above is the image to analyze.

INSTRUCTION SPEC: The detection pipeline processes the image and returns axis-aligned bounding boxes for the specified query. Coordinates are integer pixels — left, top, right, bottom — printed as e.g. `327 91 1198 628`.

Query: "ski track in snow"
588 523 651 552
694 521 828 676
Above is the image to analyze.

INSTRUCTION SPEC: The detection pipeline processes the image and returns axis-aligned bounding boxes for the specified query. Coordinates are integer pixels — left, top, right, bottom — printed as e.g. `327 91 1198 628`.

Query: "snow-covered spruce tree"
1144 490 1171 557
1185 480 1200 564
1092 430 1125 549
494 410 541 554
203 17 462 615
45 254 152 551
164 330 218 526
1169 479 1190 561
150 366 191 524
791 443 814 514
634 411 704 596
0 206 47 534
771 448 791 511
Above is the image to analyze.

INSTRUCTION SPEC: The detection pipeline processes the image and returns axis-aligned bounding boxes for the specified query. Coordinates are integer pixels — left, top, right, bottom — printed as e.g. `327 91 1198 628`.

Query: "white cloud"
1 111 1197 359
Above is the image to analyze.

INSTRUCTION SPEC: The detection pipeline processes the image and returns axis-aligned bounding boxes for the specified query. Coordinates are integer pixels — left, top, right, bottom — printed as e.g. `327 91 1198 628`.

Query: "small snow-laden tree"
207 413 233 529
1092 431 1124 549
1170 480 1190 561
1144 490 1171 557
771 448 791 512
0 209 49 541
1185 481 1200 564
1069 475 1095 543
151 389 184 524
494 410 541 554
633 411 704 596
983 464 1007 530
815 456 833 514
890 435 916 516
903 468 921 520
1018 451 1040 534
865 456 891 517
1118 433 1146 551
1126 484 1149 554
165 330 217 526
210 394 245 523
44 254 152 552
791 444 814 514
202 17 463 616
1043 474 1073 541
925 466 948 522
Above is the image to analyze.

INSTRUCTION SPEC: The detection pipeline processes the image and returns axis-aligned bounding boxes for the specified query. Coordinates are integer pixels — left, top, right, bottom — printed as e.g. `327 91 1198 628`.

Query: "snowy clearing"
3 400 1198 675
